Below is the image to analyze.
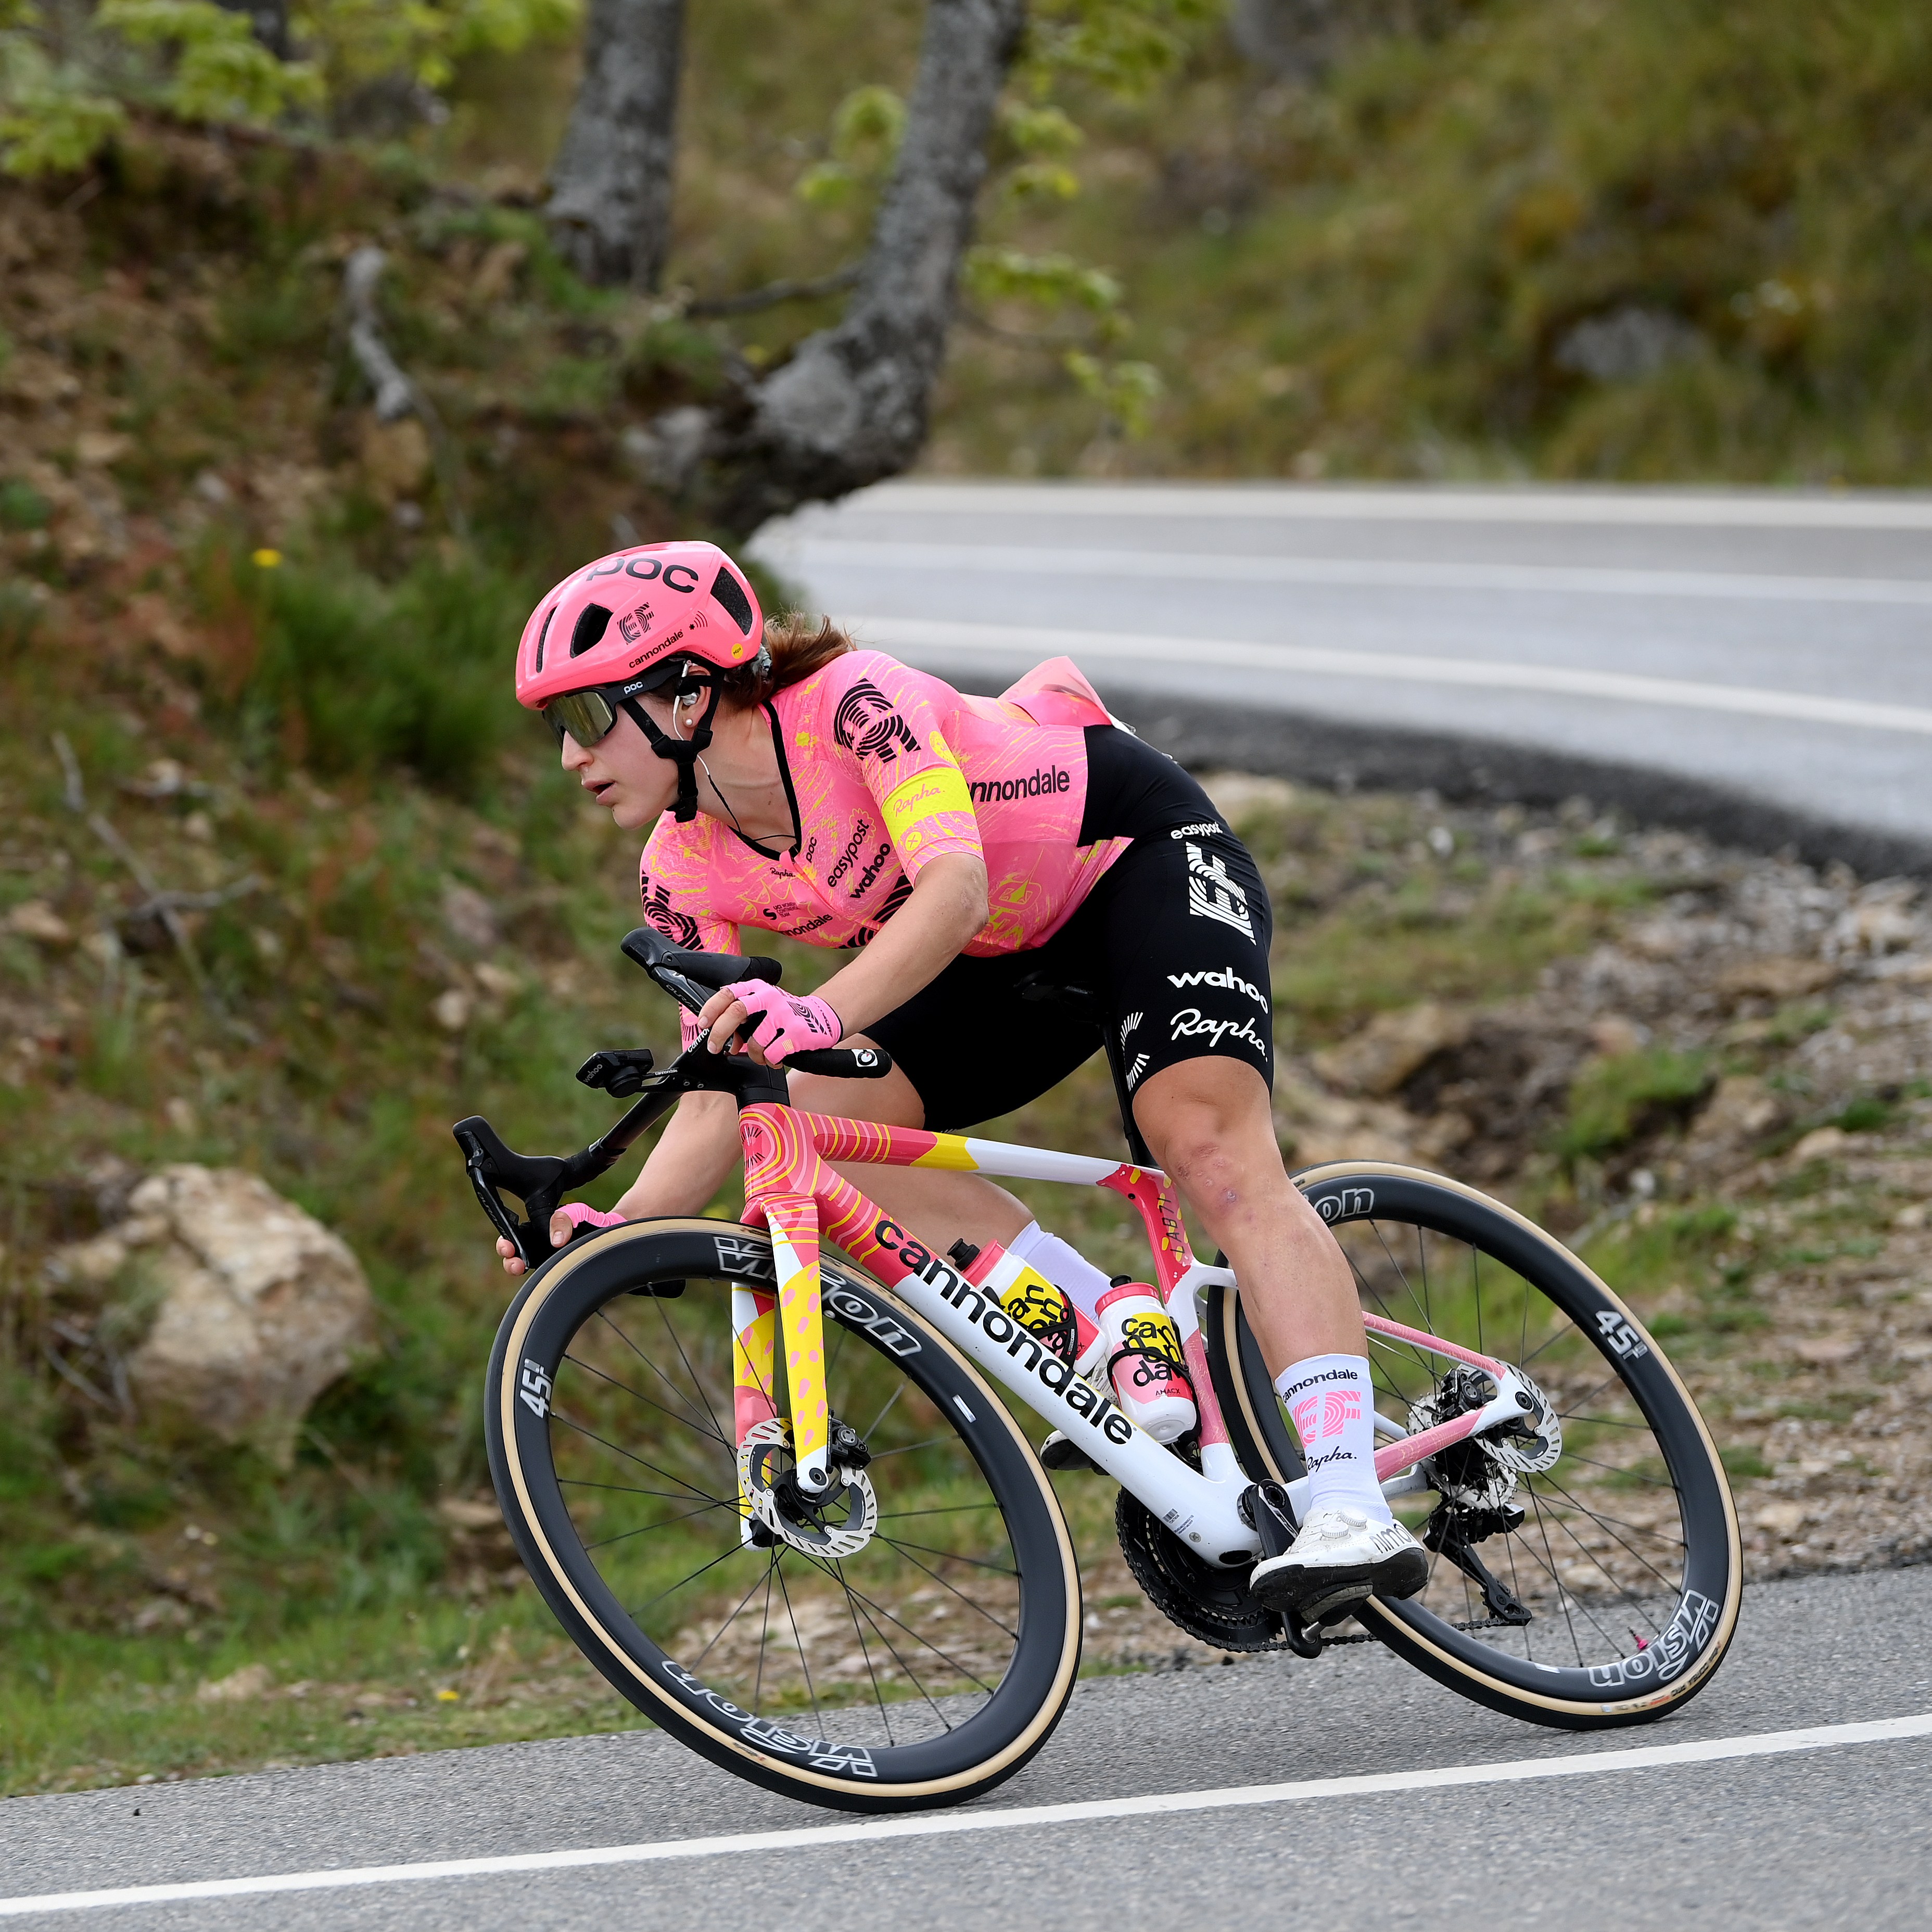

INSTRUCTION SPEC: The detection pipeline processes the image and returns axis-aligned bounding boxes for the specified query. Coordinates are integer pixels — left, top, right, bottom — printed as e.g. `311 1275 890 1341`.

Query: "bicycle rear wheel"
486 1218 1082 1811
1208 1163 1741 1728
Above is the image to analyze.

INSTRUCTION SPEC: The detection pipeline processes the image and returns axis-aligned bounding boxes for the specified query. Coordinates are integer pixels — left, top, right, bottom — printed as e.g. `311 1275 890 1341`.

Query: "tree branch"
684 262 862 319
340 247 469 539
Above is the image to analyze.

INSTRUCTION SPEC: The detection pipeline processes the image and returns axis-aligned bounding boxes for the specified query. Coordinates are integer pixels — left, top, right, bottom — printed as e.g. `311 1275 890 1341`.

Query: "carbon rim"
1213 1165 1739 1721
486 1222 1081 1803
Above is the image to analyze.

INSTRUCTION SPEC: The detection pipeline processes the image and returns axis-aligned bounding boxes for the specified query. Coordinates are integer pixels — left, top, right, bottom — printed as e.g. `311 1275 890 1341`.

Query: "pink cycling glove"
719 980 842 1063
558 1203 626 1239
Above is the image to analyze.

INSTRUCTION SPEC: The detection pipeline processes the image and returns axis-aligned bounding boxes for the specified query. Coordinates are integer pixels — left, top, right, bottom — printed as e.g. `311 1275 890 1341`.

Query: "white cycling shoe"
1249 1502 1429 1622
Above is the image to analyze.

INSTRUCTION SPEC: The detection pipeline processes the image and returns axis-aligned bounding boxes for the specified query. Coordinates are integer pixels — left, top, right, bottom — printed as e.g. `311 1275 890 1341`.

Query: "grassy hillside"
4 0 1932 1797
931 0 1932 480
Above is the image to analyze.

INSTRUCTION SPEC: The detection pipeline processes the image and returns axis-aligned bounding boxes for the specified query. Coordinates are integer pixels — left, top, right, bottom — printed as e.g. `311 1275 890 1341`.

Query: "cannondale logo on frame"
833 680 920 763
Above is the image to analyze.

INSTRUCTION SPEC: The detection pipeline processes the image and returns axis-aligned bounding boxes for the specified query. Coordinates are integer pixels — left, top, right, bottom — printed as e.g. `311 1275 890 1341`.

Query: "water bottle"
947 1240 1102 1372
1094 1281 1197 1443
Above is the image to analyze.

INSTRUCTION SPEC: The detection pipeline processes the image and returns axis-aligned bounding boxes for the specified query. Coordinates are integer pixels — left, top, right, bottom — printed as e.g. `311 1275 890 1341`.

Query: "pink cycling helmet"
514 539 764 709
515 540 765 822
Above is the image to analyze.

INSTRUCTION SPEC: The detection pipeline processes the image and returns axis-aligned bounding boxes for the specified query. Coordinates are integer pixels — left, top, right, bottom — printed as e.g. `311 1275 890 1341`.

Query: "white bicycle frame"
738 1105 1538 1567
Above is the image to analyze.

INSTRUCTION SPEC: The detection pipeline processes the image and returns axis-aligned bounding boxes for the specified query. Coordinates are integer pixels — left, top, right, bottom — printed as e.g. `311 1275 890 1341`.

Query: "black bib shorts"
866 727 1275 1132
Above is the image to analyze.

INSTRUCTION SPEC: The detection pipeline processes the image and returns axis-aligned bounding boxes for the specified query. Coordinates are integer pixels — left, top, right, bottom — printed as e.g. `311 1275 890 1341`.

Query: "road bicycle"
455 927 1741 1813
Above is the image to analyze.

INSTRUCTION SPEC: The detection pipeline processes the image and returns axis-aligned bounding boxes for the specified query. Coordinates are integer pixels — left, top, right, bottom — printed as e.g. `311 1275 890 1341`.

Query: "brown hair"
712 612 855 708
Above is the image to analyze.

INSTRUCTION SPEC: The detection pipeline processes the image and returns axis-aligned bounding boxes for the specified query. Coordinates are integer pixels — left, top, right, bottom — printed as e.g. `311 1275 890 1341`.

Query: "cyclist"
499 539 1425 1618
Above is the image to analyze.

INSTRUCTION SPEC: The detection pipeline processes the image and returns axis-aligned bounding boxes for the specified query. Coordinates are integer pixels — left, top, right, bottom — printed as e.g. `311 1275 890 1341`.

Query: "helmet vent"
570 604 613 656
533 602 558 671
709 567 754 635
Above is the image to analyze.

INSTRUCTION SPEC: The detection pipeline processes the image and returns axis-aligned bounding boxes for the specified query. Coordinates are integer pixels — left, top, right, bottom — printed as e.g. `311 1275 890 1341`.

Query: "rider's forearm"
810 852 989 1037
615 1092 741 1218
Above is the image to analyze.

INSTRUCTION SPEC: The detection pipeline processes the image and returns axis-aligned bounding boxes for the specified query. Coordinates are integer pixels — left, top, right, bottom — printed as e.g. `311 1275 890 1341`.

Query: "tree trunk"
546 0 687 291
633 0 1026 539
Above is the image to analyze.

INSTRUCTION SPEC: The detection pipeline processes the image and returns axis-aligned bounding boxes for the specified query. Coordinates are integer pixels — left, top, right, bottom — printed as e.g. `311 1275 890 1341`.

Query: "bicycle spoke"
771 1557 828 1738
834 1555 898 1747
552 1411 734 1510
583 1497 734 1552
567 1346 730 1450
592 1307 724 1443
874 1537 1022 1638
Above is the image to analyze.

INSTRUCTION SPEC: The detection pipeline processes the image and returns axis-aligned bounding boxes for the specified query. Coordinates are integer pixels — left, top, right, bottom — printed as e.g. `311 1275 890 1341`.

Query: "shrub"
215 550 530 797
1560 1047 1711 1161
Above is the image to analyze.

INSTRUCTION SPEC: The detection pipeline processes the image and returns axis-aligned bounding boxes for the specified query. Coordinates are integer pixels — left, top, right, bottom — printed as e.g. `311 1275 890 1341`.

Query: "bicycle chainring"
1114 1490 1286 1653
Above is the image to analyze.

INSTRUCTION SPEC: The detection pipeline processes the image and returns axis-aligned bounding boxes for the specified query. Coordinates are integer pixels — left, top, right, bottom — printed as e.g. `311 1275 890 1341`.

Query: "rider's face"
557 691 685 831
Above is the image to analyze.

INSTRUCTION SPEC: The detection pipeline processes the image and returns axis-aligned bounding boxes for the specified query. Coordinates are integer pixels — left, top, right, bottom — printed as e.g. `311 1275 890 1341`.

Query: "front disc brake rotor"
738 1416 879 1558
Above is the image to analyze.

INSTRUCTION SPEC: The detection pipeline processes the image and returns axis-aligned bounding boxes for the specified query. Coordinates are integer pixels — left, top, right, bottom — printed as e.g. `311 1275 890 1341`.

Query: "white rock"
196 1662 274 1703
49 1166 375 1465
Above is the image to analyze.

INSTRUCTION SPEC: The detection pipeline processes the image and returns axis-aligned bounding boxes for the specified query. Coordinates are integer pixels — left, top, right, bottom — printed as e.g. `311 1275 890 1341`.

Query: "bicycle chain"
1114 1490 1528 1652
1114 1489 1288 1652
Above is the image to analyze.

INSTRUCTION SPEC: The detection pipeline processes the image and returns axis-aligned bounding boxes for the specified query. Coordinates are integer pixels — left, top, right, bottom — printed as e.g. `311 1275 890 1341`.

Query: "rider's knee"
1135 1061 1276 1175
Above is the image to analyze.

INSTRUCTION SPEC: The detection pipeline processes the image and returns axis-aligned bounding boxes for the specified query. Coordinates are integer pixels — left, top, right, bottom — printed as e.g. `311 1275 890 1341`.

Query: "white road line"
832 481 1932 530
777 538 1932 608
4 1715 1928 1917
847 615 1932 739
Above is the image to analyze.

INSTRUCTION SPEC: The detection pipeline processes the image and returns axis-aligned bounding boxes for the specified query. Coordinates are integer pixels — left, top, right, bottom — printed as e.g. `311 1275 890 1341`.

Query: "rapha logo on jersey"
1167 968 1266 1008
616 602 653 645
1125 1051 1151 1089
712 1233 776 1281
1168 821 1225 840
1290 1389 1362 1441
1121 1011 1143 1044
969 766 1071 805
1169 1007 1269 1057
639 875 702 950
870 1220 1134 1445
1313 1187 1375 1222
659 1662 879 1776
1586 1591 1719 1690
1184 842 1254 939
833 680 920 763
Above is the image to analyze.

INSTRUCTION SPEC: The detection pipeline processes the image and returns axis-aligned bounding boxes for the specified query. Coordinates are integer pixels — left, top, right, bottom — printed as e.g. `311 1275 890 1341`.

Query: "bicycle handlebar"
619 926 781 1012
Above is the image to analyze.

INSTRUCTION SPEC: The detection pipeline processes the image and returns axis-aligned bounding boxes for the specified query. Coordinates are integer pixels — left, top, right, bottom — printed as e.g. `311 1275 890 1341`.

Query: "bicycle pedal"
1302 1581 1375 1624
1039 1431 1097 1473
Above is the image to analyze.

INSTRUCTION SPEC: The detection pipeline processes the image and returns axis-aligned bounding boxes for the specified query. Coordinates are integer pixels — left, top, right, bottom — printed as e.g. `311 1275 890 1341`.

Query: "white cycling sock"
1273 1353 1392 1524
1008 1222 1113 1323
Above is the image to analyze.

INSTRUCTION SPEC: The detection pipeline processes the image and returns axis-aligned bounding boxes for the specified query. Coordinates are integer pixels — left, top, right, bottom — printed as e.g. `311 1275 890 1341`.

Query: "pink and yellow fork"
726 1105 1533 1554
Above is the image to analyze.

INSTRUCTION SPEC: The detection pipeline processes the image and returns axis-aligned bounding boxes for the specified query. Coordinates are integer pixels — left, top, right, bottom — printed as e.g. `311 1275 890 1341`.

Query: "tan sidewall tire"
487 1218 1084 1810
1214 1163 1742 1730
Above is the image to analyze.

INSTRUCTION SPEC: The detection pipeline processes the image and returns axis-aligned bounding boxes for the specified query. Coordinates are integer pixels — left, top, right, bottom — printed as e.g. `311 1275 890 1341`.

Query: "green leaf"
1063 351 1164 437
963 246 1121 313
0 88 124 177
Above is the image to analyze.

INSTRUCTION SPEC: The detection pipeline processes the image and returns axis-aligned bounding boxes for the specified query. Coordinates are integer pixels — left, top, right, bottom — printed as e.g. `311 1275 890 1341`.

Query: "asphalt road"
751 482 1932 872
4 1566 1928 1929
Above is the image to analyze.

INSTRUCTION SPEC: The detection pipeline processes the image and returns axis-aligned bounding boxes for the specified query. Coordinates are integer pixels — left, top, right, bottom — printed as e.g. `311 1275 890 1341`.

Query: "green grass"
1560 1049 1711 1163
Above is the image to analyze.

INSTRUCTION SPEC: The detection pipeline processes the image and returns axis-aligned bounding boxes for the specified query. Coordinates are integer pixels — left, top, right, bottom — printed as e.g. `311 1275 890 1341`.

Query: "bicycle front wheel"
485 1219 1082 1811
1208 1163 1741 1728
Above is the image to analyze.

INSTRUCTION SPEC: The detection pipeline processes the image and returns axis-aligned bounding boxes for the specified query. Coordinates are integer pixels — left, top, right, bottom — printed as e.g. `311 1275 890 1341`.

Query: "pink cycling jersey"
637 652 1129 1035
